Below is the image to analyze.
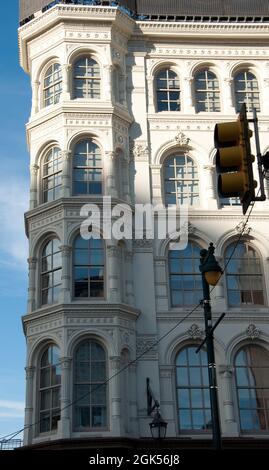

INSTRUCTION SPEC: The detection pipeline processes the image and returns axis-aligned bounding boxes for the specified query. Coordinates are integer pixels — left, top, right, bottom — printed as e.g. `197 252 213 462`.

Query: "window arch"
234 344 269 432
155 68 180 112
234 70 260 113
39 344 61 433
42 146 62 203
73 234 104 298
73 56 101 99
41 238 62 306
164 154 199 206
194 69 220 112
175 345 211 431
169 241 202 307
73 139 102 195
43 63 62 107
74 339 107 430
224 241 265 306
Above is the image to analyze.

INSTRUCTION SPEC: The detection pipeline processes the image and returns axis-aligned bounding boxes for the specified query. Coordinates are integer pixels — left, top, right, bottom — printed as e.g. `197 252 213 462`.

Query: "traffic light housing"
214 104 256 214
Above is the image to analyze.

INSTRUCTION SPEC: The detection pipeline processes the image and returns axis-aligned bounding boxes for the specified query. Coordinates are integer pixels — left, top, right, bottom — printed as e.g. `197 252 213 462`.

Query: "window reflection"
225 242 264 306
194 69 220 112
156 69 180 112
169 242 202 307
164 155 199 206
74 236 104 298
39 345 61 433
234 71 260 113
41 239 62 306
176 346 211 431
235 345 269 432
74 340 107 430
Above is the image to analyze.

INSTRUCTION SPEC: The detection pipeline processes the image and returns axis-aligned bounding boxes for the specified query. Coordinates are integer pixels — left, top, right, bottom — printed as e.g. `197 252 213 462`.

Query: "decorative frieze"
136 335 158 360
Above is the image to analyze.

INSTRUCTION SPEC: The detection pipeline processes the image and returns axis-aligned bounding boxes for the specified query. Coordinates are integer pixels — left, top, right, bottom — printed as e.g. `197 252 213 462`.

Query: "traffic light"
214 103 257 214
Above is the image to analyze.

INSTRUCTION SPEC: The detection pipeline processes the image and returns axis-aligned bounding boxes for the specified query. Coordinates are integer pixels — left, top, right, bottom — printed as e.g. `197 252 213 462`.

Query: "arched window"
169 242 202 307
176 346 211 431
234 71 260 113
194 69 220 112
224 241 264 306
164 154 199 206
156 68 180 112
41 238 62 306
74 339 107 430
43 63 62 107
235 345 269 432
73 139 102 195
73 57 100 99
42 146 62 203
74 235 104 298
39 344 61 433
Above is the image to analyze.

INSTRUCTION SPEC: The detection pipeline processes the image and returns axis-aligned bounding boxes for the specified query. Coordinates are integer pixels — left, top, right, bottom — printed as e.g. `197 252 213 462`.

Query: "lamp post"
147 378 168 440
199 243 222 450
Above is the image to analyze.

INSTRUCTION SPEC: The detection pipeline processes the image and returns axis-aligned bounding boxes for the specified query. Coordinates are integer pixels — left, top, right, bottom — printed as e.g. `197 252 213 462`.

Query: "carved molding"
246 323 261 340
235 220 252 235
25 366 36 380
136 335 158 360
187 324 204 340
131 141 149 161
174 131 190 146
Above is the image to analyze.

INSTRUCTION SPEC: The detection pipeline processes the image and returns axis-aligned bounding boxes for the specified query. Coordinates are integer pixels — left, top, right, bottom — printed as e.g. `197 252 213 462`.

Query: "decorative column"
27 257 37 313
125 251 134 305
59 245 72 303
59 357 72 439
122 157 131 203
105 151 118 198
60 150 71 197
224 78 234 113
31 80 40 117
150 165 162 205
104 64 113 101
203 165 217 209
183 77 195 112
129 363 138 435
107 244 120 303
23 366 36 445
146 76 155 113
29 164 39 209
219 365 238 436
61 64 71 101
109 356 122 435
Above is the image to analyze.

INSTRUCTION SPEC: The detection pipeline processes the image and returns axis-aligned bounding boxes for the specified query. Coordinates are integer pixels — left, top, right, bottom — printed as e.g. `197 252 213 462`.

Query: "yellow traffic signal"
214 104 257 214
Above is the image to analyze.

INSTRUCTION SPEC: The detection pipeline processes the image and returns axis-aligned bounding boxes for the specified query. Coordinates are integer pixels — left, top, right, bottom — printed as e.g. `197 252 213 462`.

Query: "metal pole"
252 108 266 201
201 273 222 450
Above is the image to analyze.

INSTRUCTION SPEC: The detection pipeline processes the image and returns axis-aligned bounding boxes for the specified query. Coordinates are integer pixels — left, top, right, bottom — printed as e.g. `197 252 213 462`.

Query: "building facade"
19 1 269 448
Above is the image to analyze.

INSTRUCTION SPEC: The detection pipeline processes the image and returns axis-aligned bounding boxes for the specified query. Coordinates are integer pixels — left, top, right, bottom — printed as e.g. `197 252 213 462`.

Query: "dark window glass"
234 71 260 113
176 346 211 431
42 147 62 203
169 242 202 307
43 63 62 107
73 140 102 195
156 69 180 112
39 345 61 434
195 70 220 112
41 239 62 306
74 236 104 298
74 57 100 99
74 340 107 430
164 155 199 206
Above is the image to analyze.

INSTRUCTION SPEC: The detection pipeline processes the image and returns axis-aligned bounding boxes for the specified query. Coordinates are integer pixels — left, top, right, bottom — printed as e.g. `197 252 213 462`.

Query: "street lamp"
199 243 223 450
147 378 168 440
149 409 167 440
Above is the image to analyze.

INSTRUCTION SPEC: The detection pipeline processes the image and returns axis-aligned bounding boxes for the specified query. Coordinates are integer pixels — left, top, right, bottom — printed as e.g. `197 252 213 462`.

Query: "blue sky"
0 1 31 439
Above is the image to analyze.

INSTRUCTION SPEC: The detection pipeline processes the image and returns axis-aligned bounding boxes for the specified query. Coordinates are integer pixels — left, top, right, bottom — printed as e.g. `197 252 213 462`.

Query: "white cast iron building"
18 0 269 448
